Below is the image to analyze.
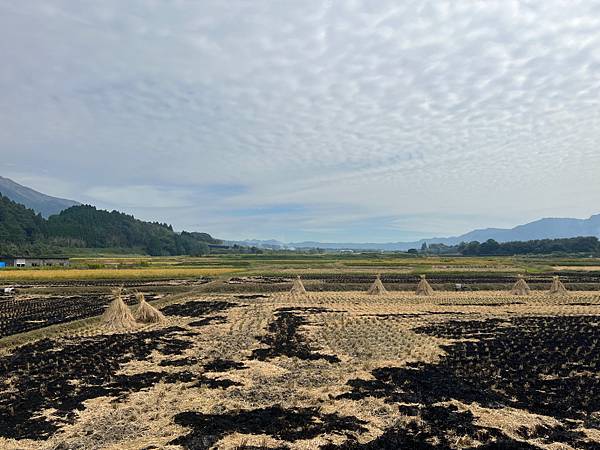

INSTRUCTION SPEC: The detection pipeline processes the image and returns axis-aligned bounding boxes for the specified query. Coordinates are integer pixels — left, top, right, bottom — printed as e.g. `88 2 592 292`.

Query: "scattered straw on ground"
3 290 600 449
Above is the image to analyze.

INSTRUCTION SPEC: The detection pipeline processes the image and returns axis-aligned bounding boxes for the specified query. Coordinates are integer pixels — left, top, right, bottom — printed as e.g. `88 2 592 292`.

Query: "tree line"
414 236 600 256
457 237 600 256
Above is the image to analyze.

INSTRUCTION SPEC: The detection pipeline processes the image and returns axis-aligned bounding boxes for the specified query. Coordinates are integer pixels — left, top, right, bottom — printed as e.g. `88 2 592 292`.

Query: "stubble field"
1 283 599 449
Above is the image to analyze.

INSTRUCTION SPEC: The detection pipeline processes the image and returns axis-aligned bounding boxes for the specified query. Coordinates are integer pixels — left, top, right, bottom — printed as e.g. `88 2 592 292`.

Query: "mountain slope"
233 214 600 251
454 216 600 243
0 195 220 256
0 176 80 218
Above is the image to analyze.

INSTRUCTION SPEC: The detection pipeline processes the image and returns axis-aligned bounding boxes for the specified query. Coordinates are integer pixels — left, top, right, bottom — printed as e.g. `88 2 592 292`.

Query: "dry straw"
511 274 531 296
367 274 388 295
101 287 137 330
549 275 568 295
290 275 307 294
134 292 166 323
416 274 434 296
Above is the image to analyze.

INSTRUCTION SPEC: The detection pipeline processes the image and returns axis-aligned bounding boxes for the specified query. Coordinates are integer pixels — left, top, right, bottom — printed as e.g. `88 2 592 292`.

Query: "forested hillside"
0 194 46 243
0 194 220 256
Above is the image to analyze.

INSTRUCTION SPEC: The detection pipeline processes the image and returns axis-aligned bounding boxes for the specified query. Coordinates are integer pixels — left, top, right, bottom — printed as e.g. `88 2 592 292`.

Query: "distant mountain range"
230 214 600 251
0 176 80 218
3 175 599 252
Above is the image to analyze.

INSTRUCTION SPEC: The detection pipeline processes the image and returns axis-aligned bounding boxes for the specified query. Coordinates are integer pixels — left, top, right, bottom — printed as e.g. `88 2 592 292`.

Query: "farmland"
0 255 599 449
0 267 238 281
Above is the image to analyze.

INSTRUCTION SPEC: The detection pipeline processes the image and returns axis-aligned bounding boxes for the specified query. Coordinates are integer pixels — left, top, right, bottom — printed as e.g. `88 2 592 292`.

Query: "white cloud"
1 0 600 241
84 185 193 209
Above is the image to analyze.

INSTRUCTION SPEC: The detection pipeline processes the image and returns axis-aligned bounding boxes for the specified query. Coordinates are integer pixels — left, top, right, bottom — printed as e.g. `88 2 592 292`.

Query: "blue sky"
1 1 600 242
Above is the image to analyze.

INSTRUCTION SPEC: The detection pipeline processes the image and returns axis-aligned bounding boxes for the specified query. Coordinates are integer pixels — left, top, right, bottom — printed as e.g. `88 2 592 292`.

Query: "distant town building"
0 256 70 268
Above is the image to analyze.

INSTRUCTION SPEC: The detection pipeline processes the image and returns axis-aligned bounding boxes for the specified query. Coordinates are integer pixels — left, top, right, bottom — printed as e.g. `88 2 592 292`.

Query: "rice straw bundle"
367 274 387 295
290 275 307 294
134 292 166 323
549 275 568 295
101 287 137 330
416 274 434 296
511 275 531 296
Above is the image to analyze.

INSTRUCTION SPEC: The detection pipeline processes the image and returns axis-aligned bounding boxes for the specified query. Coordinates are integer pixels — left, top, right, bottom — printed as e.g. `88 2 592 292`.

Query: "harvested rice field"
1 286 599 449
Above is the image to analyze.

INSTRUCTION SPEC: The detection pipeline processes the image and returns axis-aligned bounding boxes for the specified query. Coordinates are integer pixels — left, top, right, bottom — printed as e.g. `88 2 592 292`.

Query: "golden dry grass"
0 267 240 281
554 265 600 271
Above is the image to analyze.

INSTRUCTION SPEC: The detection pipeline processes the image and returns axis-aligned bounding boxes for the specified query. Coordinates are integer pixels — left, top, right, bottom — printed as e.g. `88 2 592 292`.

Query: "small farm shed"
0 256 70 268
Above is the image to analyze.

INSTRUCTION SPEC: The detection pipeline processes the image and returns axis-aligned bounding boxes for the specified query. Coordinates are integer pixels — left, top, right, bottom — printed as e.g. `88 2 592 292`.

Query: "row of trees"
413 237 600 256
457 237 600 256
0 194 220 256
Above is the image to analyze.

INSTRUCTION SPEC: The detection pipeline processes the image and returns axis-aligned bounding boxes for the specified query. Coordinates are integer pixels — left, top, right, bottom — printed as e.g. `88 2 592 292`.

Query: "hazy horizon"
3 173 599 245
2 1 600 242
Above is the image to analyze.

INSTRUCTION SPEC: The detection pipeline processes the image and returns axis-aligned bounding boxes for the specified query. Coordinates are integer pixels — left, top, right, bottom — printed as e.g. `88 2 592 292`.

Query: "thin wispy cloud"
1 1 599 241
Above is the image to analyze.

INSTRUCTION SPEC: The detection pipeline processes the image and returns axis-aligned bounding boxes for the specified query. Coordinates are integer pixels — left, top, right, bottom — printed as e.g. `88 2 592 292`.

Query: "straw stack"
101 287 137 330
290 275 307 294
416 274 434 296
511 275 531 296
549 276 568 295
134 292 166 323
367 274 388 295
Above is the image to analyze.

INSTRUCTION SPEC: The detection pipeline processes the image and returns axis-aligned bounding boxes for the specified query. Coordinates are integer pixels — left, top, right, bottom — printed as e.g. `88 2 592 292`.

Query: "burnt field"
0 292 163 338
0 291 599 449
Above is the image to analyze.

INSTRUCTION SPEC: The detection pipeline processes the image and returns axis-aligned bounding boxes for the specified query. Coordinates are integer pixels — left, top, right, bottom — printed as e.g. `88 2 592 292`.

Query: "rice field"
0 267 240 281
1 283 599 449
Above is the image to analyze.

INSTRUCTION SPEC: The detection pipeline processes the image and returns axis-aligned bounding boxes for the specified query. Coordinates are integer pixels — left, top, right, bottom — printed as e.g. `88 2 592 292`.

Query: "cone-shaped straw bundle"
101 287 137 330
134 292 166 323
290 275 307 294
368 274 388 295
549 276 568 295
511 275 531 296
416 274 434 296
